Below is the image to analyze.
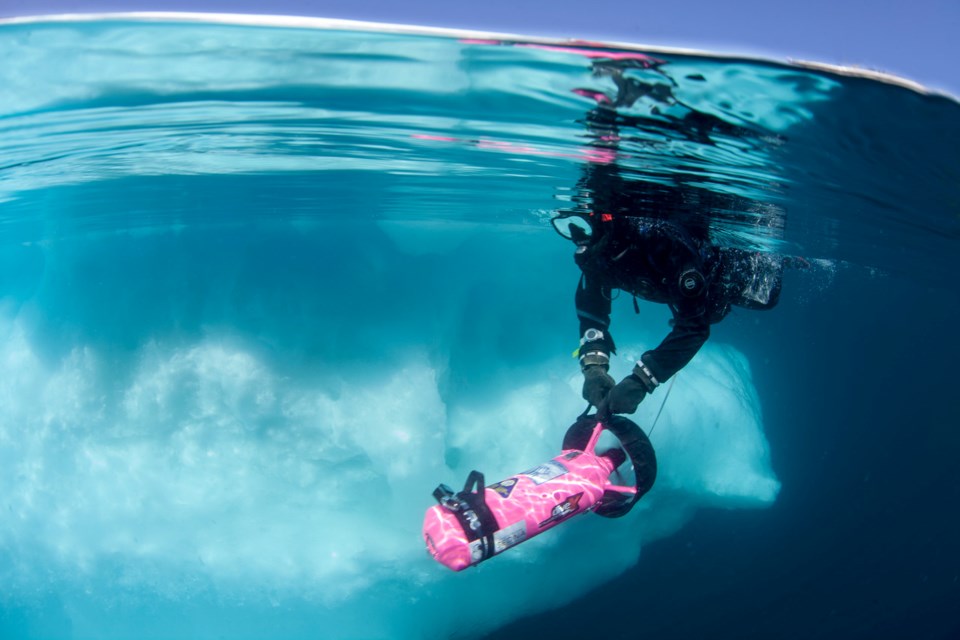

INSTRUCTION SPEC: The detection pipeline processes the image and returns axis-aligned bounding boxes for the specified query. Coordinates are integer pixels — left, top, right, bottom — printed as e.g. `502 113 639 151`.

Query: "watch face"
584 329 603 342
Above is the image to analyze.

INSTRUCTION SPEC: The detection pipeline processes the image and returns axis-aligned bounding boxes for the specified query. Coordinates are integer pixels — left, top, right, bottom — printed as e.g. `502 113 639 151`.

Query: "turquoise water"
1 15 959 640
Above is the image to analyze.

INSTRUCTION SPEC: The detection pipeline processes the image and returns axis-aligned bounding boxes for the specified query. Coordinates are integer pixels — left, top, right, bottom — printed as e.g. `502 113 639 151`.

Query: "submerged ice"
0 222 778 639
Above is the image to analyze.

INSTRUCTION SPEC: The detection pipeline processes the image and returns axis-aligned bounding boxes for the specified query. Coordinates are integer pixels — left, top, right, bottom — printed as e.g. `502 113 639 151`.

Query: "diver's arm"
640 309 710 384
605 307 710 416
575 272 618 407
575 272 616 358
634 223 712 384
605 247 712 414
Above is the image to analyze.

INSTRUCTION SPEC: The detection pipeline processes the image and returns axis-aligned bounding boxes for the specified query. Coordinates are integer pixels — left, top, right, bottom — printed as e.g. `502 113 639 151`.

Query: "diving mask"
551 213 594 244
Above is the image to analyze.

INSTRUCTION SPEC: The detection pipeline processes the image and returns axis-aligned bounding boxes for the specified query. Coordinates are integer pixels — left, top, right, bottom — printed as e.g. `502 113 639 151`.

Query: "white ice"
0 310 777 639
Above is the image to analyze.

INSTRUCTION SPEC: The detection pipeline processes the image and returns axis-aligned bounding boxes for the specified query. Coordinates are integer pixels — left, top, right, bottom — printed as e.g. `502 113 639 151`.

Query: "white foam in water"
0 309 778 639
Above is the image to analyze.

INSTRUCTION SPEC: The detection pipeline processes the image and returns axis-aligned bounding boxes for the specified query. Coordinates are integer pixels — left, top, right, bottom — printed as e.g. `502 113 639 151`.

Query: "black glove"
582 364 615 406
607 361 660 414
606 373 647 414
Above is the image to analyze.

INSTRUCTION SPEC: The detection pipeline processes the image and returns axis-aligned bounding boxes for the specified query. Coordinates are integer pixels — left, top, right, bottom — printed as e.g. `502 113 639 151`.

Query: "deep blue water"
1 14 958 640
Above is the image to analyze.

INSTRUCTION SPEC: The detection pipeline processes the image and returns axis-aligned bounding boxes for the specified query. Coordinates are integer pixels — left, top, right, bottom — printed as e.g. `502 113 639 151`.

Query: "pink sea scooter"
423 412 657 571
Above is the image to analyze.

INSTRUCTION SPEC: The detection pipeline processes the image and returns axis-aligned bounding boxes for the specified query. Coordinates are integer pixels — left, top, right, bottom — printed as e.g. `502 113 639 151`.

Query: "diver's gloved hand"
606 375 646 414
607 362 660 414
582 365 615 407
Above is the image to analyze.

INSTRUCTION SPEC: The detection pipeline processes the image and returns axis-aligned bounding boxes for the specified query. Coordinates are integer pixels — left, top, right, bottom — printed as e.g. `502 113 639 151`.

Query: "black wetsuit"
570 60 784 384
574 215 782 384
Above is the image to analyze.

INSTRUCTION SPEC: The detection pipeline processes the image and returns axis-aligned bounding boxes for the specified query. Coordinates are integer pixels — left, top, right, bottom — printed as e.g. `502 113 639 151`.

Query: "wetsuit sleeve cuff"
579 351 610 371
634 356 661 392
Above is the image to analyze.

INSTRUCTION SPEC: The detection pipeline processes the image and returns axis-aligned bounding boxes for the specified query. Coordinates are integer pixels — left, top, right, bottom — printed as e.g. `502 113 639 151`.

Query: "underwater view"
1 13 958 640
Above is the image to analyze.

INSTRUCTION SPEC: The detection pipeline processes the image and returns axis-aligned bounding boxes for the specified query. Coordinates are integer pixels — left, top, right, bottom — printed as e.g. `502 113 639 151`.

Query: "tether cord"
647 374 677 438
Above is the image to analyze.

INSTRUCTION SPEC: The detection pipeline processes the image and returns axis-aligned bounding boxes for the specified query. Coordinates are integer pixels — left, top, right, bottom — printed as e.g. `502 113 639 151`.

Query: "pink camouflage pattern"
423 422 636 571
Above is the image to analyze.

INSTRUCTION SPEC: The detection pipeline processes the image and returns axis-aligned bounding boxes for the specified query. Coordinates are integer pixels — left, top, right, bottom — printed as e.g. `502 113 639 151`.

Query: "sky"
1 0 958 96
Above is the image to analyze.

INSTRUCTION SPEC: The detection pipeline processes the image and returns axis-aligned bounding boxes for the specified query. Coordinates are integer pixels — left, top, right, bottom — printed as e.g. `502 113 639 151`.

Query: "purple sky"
1 0 957 95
